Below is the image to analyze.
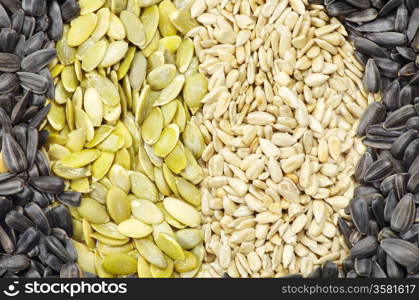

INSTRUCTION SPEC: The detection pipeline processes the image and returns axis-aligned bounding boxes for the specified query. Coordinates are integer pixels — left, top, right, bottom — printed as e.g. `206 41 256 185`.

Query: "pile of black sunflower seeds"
299 0 419 278
0 0 85 278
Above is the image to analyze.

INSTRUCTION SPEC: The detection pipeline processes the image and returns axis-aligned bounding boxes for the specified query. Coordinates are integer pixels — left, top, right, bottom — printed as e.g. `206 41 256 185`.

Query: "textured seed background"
46 0 209 278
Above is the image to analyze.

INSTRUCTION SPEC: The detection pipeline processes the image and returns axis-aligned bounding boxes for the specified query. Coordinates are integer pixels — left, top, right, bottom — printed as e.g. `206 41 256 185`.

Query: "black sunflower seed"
44 235 72 263
390 129 417 159
390 193 415 233
22 0 46 17
349 197 370 234
0 73 18 94
60 0 80 23
47 0 62 41
378 0 402 16
406 8 419 42
16 72 48 94
5 210 35 232
60 262 82 278
364 159 393 182
354 37 388 58
2 133 28 173
0 254 30 273
365 32 408 47
383 104 416 130
21 48 56 73
357 16 395 32
363 58 381 93
351 236 378 258
15 227 40 255
346 8 378 22
56 191 81 207
30 176 64 194
0 225 15 254
354 257 372 276
381 238 419 272
356 102 387 136
372 260 387 278
24 31 45 55
395 0 409 32
24 202 51 235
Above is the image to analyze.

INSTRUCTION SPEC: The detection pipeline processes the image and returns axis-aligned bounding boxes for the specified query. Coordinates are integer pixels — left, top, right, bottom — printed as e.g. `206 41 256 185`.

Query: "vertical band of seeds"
0 0 418 279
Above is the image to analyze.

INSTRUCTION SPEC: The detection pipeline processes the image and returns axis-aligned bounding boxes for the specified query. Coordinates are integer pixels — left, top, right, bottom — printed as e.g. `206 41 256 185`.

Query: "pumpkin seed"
120 10 145 47
92 222 126 240
163 197 200 227
137 255 152 278
118 218 153 238
67 13 98 47
81 40 107 72
130 172 159 202
174 250 197 273
153 124 179 157
106 187 131 224
150 255 173 278
131 199 163 225
61 149 101 168
142 107 164 145
102 253 137 275
134 238 167 269
78 197 110 224
92 151 115 181
155 233 185 260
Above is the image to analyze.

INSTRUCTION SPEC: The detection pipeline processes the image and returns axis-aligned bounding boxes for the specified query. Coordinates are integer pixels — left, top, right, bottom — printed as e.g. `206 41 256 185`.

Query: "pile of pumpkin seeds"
46 0 208 278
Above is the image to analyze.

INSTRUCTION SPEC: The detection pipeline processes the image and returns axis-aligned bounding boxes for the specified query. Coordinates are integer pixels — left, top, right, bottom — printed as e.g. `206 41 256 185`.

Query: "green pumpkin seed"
118 218 153 238
82 219 96 249
129 52 147 90
153 124 179 157
83 87 104 127
174 250 197 273
173 100 186 132
158 36 182 53
130 172 159 202
141 5 159 48
92 222 127 240
131 199 163 225
71 178 90 193
175 229 204 250
120 10 146 48
164 142 186 174
94 251 115 278
142 108 163 145
169 9 198 35
52 161 91 180
92 151 115 181
103 253 137 275
47 100 66 131
61 149 100 168
163 197 201 227
48 144 71 161
109 164 131 193
97 132 125 152
78 197 110 224
161 100 177 127
74 107 95 142
81 40 107 72
118 46 136 80
147 64 177 91
156 202 185 229
138 143 155 180
134 238 167 269
152 222 174 239
183 73 207 114
88 74 120 107
106 187 131 224
158 1 177 37
100 41 129 67
61 65 78 92
154 167 171 196
182 122 204 158
156 75 185 106
175 177 201 206
150 255 173 278
92 7 111 41
176 38 193 73
73 240 96 274
97 242 133 255
68 13 98 47
107 13 126 40
155 233 185 260
137 255 152 278
79 0 105 14
89 182 108 204
85 125 115 148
